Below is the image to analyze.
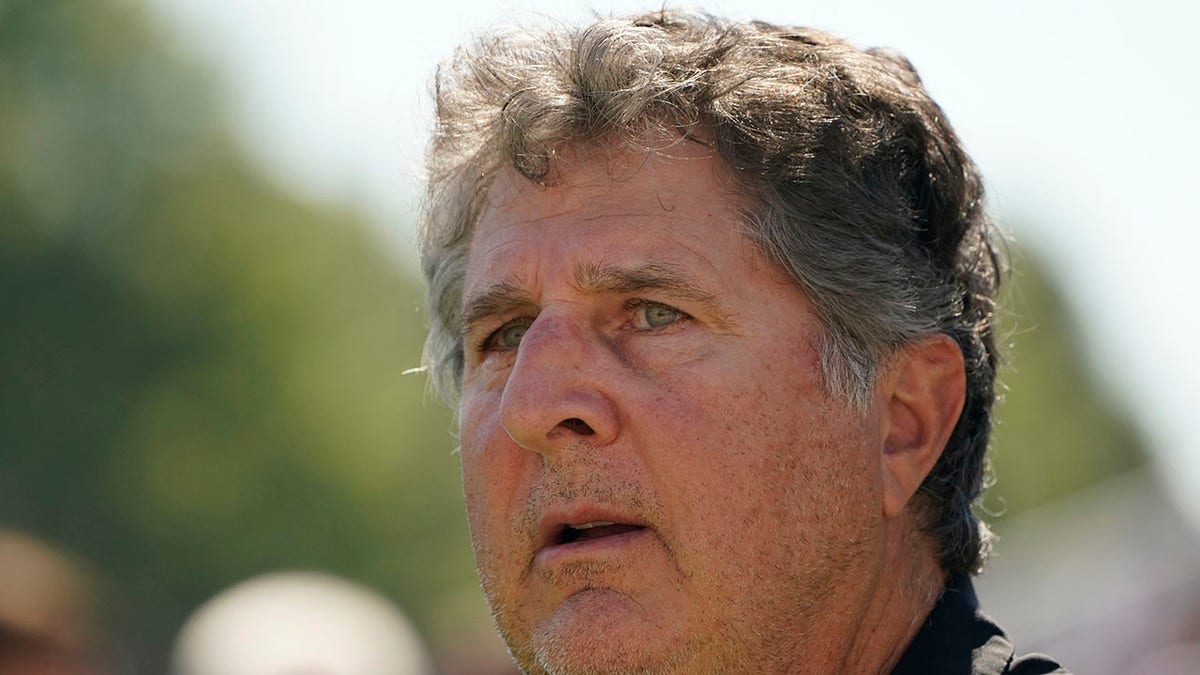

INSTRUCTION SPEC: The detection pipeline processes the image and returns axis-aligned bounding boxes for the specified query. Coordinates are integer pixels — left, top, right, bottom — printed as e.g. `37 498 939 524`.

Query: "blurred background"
1 0 1196 673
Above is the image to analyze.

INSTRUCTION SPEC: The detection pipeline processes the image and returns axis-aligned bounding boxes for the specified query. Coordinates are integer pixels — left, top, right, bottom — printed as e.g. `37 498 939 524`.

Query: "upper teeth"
572 521 615 529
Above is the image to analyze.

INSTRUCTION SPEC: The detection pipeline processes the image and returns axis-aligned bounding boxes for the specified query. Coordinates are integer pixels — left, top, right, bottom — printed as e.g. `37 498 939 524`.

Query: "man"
419 9 1068 674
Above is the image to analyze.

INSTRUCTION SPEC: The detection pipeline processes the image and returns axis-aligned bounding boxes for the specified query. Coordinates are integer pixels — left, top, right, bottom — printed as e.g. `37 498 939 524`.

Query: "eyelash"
475 317 533 354
622 299 690 329
473 300 691 355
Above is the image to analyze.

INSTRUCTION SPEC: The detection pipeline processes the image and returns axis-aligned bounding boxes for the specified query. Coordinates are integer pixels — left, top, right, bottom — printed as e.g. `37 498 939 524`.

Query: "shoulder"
891 577 1072 675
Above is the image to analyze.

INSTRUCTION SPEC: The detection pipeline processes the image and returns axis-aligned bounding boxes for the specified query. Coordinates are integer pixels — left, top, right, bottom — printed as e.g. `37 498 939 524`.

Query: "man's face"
458 143 889 673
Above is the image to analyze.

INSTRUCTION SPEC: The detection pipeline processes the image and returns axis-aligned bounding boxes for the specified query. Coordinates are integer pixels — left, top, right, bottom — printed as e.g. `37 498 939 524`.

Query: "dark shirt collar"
890 576 1017 675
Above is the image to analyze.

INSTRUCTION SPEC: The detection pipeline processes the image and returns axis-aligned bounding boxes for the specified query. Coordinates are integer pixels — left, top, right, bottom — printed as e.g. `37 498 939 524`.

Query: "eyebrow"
460 261 732 335
460 280 536 335
573 261 720 306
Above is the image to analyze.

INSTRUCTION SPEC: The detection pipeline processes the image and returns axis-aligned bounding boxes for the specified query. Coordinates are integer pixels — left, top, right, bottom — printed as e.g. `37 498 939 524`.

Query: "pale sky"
146 0 1199 523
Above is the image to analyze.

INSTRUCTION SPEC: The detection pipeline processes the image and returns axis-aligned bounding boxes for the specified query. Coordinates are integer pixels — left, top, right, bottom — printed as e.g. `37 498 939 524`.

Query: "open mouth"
556 521 646 545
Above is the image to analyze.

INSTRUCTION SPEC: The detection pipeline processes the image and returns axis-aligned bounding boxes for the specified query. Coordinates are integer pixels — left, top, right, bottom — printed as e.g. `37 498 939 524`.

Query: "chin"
507 588 698 675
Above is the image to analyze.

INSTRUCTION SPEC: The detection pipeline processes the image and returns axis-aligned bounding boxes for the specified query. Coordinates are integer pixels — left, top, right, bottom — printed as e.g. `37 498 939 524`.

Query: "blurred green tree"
988 251 1148 521
1 0 468 670
0 0 1148 672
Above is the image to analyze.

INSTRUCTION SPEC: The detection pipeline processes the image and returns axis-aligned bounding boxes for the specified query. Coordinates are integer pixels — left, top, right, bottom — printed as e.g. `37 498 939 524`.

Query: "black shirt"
891 577 1070 675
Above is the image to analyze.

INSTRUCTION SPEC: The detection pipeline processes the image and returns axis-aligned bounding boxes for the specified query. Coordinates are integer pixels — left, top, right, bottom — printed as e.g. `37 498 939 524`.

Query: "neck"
839 514 947 675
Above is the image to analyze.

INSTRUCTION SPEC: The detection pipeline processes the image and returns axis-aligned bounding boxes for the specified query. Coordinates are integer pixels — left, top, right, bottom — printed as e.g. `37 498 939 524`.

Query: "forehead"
464 143 760 294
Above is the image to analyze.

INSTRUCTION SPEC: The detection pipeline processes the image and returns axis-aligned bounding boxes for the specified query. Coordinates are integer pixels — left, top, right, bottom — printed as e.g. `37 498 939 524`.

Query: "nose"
499 313 621 453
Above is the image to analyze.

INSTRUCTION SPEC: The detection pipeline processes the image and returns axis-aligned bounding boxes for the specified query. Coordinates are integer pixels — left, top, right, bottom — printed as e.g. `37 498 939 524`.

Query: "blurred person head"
419 9 1007 674
170 571 432 675
0 530 106 675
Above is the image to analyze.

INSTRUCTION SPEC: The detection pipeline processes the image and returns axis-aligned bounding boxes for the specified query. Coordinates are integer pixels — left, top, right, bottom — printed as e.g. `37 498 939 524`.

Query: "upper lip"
536 504 650 550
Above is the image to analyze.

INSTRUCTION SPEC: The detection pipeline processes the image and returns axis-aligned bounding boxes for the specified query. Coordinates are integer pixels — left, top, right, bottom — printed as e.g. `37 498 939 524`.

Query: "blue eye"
498 322 527 347
634 302 685 329
485 319 531 351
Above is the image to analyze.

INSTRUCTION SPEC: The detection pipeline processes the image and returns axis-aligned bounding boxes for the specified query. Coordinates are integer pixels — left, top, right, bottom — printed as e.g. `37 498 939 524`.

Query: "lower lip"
534 527 654 567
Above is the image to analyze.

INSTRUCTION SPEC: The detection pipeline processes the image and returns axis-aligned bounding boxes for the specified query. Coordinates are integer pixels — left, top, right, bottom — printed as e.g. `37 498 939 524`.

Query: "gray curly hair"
419 9 1004 577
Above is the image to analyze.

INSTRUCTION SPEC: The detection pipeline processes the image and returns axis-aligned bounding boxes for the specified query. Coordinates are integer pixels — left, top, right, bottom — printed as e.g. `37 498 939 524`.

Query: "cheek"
458 392 520 541
644 340 875 550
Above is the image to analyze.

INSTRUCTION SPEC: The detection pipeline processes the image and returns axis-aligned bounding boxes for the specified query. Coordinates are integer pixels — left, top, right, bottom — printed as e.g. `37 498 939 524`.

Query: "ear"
879 334 966 519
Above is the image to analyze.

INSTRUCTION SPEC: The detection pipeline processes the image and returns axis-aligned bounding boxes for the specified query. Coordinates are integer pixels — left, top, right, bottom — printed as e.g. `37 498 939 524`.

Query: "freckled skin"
458 144 893 674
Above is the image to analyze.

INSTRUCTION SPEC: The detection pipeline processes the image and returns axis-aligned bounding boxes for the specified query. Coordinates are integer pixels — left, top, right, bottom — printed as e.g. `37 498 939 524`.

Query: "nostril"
559 417 595 435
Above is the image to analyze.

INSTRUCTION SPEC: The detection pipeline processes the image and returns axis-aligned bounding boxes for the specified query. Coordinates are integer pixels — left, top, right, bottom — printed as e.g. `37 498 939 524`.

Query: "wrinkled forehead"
449 154 825 366
483 137 738 210
462 141 756 291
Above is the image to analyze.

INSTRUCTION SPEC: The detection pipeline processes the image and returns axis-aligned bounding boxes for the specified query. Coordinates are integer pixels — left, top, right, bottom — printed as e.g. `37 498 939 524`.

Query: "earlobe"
880 334 966 518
